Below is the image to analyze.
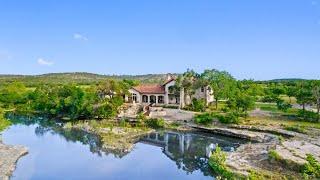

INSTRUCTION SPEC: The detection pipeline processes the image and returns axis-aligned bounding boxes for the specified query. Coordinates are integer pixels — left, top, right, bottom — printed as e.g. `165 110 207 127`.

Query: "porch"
141 94 165 105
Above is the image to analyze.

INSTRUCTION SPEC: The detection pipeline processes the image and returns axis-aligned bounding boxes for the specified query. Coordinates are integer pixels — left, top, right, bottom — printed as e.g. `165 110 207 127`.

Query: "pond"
2 115 246 180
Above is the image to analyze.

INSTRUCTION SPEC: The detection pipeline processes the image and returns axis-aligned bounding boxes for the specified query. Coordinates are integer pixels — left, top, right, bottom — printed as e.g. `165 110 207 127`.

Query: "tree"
201 69 236 109
0 82 29 107
227 91 255 118
296 82 313 112
311 81 320 121
276 99 292 112
175 69 199 107
285 85 297 104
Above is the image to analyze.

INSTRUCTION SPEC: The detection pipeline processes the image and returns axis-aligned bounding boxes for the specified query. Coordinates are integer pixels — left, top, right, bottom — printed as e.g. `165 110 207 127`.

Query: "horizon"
0 71 315 81
1 0 320 80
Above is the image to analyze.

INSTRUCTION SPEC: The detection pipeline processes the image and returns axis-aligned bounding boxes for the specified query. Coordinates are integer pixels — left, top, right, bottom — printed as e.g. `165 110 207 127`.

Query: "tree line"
0 80 137 120
0 69 319 122
175 69 320 123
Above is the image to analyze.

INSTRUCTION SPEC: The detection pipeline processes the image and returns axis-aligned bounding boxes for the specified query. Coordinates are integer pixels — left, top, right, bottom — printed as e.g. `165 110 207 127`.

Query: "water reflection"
141 131 244 176
6 113 107 156
4 114 246 179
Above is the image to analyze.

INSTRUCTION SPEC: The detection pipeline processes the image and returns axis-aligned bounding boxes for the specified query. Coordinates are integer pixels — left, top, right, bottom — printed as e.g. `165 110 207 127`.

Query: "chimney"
166 73 173 81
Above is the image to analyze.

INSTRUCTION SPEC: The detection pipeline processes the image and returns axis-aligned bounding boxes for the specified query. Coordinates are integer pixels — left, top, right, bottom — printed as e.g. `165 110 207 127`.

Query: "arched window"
142 95 148 103
150 95 156 104
158 96 164 104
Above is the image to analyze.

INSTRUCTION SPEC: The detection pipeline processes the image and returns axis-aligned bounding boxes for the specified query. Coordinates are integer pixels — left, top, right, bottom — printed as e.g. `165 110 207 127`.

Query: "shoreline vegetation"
0 109 28 180
1 69 320 179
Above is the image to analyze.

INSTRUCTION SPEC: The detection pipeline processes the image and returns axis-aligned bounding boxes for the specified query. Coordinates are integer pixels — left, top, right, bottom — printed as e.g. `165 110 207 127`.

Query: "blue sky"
0 0 319 80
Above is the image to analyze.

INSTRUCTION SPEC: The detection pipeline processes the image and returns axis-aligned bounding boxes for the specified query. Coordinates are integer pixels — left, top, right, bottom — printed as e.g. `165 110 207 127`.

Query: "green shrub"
184 98 206 112
208 146 234 179
248 170 266 180
268 150 281 162
298 110 319 122
261 95 279 103
191 98 206 112
145 118 165 129
216 112 241 124
136 112 146 121
285 125 306 134
276 99 292 112
0 110 11 132
162 105 179 109
119 118 129 127
302 154 320 179
194 113 215 125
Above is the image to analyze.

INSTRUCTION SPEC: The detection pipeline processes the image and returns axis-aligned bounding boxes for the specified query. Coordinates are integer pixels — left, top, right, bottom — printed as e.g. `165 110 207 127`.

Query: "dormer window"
201 87 205 93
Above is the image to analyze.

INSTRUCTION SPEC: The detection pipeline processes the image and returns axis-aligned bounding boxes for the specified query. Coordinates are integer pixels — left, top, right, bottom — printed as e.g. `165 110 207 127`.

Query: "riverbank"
188 122 320 179
3 109 320 179
63 120 154 155
0 136 28 180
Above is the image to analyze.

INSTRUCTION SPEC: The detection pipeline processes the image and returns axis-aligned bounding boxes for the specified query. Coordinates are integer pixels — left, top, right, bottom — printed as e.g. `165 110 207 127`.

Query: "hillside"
0 72 176 86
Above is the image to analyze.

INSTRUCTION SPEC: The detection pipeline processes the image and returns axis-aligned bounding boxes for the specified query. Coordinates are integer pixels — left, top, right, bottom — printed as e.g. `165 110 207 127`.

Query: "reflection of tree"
35 126 51 137
7 113 244 178
6 113 129 158
165 134 213 176
142 131 244 177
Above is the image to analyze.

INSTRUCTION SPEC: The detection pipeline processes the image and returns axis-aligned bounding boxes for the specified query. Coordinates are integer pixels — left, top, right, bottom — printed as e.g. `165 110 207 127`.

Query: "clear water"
2 115 245 180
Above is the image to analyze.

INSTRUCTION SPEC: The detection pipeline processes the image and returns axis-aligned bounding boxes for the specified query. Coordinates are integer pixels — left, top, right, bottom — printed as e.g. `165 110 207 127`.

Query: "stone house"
125 75 214 108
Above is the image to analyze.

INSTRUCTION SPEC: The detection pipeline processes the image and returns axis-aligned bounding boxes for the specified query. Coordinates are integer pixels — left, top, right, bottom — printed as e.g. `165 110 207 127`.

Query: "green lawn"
244 116 320 129
255 102 299 115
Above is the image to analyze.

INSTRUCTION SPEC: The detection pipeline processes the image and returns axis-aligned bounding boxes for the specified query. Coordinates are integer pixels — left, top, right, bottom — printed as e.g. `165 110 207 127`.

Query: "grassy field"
279 95 297 104
243 116 320 129
255 102 299 115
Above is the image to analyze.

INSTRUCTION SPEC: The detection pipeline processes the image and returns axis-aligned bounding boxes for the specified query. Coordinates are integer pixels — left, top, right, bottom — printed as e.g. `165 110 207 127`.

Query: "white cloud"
73 33 88 41
37 58 54 66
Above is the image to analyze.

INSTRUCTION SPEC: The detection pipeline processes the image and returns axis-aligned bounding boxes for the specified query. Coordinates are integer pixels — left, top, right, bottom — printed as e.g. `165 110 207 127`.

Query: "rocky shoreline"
0 136 28 180
188 124 320 179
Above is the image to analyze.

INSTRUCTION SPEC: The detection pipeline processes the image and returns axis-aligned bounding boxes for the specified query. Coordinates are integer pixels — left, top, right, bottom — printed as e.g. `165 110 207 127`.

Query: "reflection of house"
125 74 214 108
140 131 241 176
140 131 239 159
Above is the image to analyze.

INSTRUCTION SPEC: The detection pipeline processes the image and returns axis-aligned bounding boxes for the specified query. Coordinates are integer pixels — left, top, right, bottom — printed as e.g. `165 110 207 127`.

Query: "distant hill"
0 72 177 86
256 78 309 84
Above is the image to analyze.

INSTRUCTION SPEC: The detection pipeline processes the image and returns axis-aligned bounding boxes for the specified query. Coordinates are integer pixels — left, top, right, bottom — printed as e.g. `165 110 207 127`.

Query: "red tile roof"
133 84 165 94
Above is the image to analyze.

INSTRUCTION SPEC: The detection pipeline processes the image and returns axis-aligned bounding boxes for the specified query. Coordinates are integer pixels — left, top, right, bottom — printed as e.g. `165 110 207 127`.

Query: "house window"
142 95 148 103
150 95 156 104
158 96 164 104
201 87 205 92
132 93 137 102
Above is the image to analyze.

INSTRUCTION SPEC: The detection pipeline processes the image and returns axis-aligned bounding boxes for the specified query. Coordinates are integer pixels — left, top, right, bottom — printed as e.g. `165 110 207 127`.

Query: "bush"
261 95 279 103
0 109 11 132
136 112 146 122
284 125 306 134
184 98 206 112
192 98 206 112
208 146 234 179
276 99 292 112
145 118 165 129
268 150 281 162
302 154 320 179
216 112 241 124
194 113 215 125
297 110 319 122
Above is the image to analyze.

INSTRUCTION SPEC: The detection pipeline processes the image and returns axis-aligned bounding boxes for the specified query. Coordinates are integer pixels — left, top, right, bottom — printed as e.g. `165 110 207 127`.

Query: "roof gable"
133 84 165 94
